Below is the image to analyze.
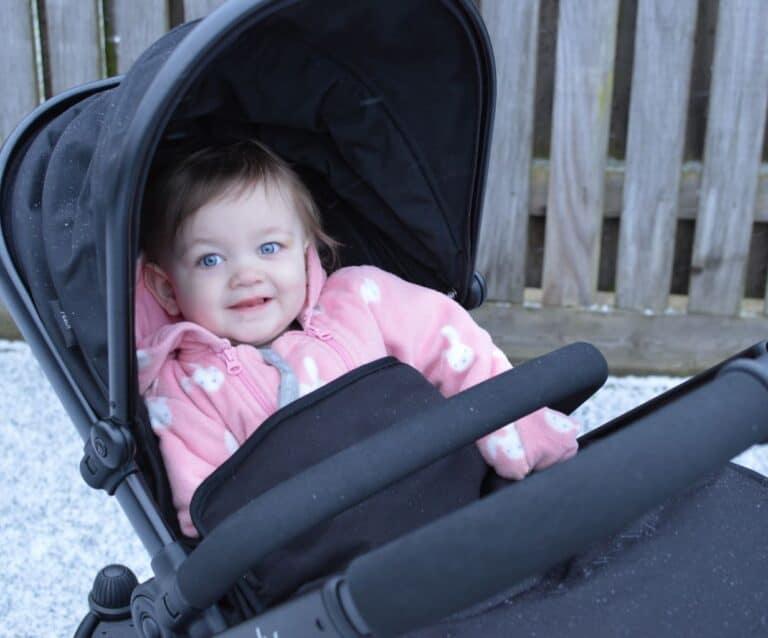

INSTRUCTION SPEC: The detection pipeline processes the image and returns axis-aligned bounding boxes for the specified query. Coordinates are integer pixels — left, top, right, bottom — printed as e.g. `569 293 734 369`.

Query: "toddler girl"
136 140 579 537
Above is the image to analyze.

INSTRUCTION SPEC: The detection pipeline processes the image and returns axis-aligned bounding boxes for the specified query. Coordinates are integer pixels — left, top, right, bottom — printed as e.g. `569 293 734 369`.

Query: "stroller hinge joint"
131 557 228 637
80 419 137 494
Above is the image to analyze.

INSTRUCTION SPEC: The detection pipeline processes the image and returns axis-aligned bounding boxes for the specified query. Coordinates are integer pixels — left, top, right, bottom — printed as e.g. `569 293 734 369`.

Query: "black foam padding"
345 365 768 636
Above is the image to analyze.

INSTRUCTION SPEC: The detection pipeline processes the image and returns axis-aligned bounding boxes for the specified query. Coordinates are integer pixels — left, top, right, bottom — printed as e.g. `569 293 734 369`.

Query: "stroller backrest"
0 0 494 536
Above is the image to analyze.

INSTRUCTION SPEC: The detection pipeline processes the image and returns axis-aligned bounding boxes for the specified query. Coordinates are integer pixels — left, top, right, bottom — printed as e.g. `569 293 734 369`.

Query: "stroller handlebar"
171 342 608 616
344 352 768 637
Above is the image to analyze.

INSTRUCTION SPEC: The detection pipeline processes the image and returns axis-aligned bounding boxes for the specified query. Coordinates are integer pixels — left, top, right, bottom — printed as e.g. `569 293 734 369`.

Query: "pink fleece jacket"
135 247 579 536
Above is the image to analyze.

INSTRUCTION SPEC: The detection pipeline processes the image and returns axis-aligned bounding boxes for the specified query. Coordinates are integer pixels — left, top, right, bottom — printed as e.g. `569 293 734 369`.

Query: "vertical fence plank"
108 0 169 74
477 0 540 303
42 0 103 95
0 0 39 142
182 0 227 21
541 0 619 307
615 0 697 312
688 0 768 316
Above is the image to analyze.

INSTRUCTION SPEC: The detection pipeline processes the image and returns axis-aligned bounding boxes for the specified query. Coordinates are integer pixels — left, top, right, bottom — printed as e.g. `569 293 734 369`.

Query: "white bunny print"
299 356 324 396
360 278 381 304
136 349 151 370
224 430 240 455
482 423 525 462
544 408 578 433
441 325 475 372
146 396 172 430
191 365 225 393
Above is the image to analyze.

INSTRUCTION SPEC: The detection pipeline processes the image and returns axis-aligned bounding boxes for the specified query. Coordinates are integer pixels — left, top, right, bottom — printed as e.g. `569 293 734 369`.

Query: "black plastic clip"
80 419 137 494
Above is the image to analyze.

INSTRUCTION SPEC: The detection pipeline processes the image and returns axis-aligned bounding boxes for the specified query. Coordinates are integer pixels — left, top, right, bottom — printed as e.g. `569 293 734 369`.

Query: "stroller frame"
0 73 177 550
2 2 768 637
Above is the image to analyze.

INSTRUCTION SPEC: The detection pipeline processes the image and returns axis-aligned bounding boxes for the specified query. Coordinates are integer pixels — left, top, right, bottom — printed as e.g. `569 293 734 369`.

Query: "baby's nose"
231 263 265 287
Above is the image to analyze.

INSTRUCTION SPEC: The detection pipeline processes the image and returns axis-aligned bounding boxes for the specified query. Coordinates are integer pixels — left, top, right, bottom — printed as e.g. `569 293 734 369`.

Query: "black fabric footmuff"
407 463 768 638
190 357 488 616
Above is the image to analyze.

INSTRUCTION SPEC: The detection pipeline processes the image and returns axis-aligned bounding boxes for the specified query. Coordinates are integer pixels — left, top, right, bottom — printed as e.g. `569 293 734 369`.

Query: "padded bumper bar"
167 342 608 620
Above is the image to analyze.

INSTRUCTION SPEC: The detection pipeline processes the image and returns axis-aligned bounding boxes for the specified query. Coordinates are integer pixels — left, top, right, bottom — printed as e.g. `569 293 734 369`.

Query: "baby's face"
161 181 309 345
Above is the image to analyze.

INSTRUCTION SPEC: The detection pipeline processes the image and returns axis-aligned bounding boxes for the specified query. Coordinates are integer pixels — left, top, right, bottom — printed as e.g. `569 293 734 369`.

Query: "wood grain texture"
477 0 540 302
0 307 21 340
472 298 768 375
108 0 169 74
688 0 768 316
0 0 39 142
541 0 619 307
182 0 227 22
615 0 697 313
42 0 103 95
531 161 768 223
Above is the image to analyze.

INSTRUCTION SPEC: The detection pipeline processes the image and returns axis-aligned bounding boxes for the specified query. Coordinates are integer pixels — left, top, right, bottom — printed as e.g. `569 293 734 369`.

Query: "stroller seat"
1 2 768 637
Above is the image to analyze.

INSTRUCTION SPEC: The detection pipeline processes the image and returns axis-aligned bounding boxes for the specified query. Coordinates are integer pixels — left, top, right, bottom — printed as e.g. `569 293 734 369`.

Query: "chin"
239 331 278 347
228 320 291 347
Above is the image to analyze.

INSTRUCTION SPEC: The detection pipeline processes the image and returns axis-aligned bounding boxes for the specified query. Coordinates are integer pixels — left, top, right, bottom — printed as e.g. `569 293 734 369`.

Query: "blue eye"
259 242 281 255
198 254 223 268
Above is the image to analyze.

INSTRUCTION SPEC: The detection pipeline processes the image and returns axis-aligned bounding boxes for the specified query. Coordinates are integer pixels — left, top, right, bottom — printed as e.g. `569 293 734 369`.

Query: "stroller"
1 1 768 636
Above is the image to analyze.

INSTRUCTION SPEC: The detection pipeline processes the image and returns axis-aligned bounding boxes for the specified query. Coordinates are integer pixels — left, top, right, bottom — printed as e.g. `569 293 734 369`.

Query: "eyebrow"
180 227 296 251
180 237 223 252
254 226 296 237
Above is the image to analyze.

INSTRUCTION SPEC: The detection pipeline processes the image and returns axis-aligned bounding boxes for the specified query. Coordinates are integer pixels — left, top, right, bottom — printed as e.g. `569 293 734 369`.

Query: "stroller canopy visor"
2 0 494 415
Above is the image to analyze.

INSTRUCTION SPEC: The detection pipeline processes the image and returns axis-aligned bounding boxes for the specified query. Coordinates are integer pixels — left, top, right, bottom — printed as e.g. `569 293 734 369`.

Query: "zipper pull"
221 347 242 375
308 325 332 341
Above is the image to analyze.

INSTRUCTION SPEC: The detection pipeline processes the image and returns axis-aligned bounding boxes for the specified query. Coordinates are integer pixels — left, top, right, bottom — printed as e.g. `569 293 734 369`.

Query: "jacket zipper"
219 346 274 414
306 325 355 370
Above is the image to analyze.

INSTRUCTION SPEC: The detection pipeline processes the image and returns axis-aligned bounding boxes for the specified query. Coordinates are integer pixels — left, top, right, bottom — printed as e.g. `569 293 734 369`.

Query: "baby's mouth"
229 297 271 310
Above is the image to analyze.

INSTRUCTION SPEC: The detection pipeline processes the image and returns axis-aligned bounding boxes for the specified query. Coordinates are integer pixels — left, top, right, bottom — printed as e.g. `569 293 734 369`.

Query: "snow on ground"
0 340 766 637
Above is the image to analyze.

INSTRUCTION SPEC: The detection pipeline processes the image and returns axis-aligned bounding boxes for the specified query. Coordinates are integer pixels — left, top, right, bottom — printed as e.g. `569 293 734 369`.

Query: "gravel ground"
1 340 766 638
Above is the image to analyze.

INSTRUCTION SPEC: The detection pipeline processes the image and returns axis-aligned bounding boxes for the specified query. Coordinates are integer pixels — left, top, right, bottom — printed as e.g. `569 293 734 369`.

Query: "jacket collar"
297 243 327 329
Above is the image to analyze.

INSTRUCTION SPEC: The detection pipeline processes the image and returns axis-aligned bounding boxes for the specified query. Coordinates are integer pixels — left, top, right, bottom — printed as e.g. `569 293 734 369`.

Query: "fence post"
0 0 39 142
41 0 104 96
615 0 697 313
182 0 227 22
477 0 540 303
541 0 619 308
107 0 170 74
688 0 768 317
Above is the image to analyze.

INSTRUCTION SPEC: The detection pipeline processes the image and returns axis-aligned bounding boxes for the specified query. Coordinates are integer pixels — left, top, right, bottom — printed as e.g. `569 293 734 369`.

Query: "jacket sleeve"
144 385 238 538
327 266 579 480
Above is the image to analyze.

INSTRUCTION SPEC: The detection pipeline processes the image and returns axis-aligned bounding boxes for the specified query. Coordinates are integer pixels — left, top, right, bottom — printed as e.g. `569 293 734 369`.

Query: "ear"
143 262 181 317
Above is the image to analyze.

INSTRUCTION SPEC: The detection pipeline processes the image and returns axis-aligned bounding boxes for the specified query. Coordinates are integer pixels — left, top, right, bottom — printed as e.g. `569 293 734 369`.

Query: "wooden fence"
474 0 768 374
1 0 768 374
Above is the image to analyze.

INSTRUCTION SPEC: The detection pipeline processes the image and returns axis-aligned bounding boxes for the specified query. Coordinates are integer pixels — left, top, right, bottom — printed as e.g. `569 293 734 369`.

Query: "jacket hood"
297 243 328 327
135 244 328 393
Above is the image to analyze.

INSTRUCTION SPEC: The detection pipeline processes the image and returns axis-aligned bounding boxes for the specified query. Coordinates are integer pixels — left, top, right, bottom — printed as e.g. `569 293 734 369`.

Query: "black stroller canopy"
2 0 494 417
7 3 768 637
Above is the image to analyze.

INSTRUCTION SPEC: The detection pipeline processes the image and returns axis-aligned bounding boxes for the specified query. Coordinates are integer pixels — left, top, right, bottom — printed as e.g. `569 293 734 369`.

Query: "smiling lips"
229 297 271 311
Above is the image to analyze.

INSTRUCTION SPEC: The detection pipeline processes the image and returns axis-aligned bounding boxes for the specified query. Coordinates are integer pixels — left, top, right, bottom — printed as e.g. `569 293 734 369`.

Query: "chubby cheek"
283 271 308 315
176 280 222 325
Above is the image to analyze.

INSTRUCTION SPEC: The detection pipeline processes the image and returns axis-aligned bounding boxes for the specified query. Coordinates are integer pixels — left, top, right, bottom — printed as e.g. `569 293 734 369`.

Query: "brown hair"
140 139 338 266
